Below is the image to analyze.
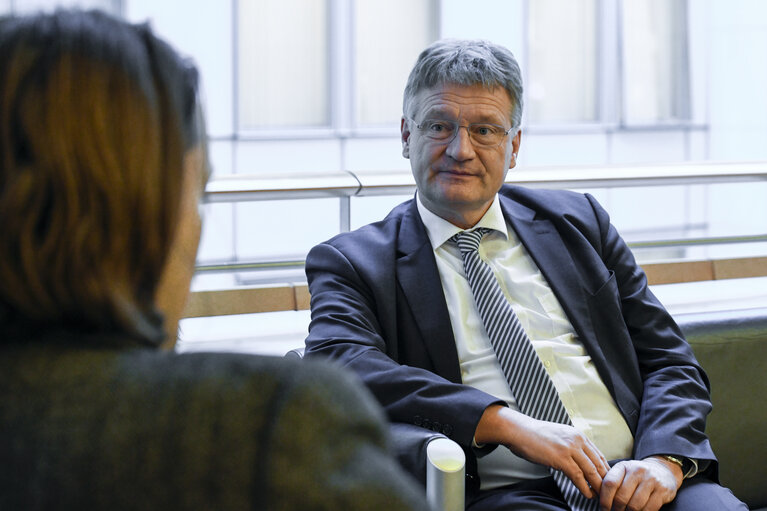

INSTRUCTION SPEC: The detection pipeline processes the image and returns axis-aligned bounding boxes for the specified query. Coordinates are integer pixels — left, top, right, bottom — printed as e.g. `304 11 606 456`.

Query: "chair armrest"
389 422 446 486
389 423 465 510
285 347 305 359
426 436 466 511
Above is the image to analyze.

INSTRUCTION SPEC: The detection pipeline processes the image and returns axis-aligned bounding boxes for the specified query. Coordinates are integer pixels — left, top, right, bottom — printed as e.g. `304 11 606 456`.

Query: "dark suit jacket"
0 331 426 510
305 185 717 484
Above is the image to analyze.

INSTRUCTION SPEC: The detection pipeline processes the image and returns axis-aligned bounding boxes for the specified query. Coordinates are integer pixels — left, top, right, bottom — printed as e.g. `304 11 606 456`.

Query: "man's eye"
474 125 496 136
427 121 450 132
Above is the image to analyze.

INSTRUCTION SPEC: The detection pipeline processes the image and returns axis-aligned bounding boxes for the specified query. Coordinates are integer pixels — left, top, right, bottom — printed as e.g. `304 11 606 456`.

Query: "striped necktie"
452 228 598 511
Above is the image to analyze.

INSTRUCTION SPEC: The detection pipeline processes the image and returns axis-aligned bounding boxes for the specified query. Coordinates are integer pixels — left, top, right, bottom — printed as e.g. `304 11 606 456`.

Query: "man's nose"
445 126 475 161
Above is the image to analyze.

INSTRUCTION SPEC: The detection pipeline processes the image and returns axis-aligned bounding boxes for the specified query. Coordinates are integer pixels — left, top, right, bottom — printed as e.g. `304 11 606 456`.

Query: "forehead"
412 83 513 123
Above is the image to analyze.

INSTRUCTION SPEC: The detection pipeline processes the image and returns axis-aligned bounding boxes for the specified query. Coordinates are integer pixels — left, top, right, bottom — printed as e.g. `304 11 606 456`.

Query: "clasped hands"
475 405 684 511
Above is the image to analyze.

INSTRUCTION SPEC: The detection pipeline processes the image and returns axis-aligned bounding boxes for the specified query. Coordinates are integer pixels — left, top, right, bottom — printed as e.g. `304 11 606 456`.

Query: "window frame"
522 0 703 136
233 0 440 141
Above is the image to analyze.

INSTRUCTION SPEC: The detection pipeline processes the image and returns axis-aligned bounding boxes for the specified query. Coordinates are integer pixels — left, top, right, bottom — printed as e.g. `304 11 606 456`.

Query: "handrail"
629 234 767 249
196 260 306 274
193 234 767 275
203 161 767 203
196 161 767 276
205 171 361 202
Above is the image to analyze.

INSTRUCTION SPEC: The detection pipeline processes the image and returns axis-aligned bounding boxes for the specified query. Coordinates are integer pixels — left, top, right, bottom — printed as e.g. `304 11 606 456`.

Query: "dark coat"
0 332 426 510
305 184 716 484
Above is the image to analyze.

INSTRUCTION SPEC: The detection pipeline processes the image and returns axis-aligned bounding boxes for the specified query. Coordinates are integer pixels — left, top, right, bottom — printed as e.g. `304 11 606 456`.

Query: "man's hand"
475 405 610 499
599 456 683 511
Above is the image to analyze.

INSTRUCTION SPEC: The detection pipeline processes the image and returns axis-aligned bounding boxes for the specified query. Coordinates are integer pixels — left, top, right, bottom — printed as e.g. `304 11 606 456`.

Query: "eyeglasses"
409 118 516 148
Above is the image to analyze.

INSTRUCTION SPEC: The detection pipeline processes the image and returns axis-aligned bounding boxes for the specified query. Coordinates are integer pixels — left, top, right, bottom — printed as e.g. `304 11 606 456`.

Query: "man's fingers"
600 464 626 510
593 448 611 478
561 460 597 500
583 438 610 478
622 477 656 511
600 459 682 511
643 488 667 511
571 449 604 496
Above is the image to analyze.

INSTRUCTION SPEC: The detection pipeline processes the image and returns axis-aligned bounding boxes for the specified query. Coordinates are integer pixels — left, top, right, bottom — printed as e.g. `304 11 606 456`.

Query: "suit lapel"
499 196 603 362
393 194 613 387
396 201 463 383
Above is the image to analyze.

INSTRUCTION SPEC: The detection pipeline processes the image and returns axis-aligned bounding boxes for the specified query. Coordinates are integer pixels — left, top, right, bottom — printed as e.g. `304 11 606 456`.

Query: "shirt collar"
415 192 509 250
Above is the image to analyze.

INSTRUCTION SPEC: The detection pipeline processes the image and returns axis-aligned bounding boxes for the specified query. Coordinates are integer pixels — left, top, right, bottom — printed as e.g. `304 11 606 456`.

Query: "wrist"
475 404 526 446
658 454 697 478
647 455 685 487
474 404 507 445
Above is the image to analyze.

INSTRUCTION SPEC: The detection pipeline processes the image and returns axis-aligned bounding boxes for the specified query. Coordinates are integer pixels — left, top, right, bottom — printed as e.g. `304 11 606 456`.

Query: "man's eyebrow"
421 108 507 125
420 107 456 119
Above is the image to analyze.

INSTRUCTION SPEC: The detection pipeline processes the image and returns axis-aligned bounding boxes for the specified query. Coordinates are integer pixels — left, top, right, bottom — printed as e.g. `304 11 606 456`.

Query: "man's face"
401 83 521 229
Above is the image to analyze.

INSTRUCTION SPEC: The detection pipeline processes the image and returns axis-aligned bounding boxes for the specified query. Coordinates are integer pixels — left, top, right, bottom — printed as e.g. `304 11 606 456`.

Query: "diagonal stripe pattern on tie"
452 228 598 511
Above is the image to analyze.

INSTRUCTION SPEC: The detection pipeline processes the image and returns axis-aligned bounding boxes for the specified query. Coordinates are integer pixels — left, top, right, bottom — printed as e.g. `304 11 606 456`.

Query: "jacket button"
414 415 423 426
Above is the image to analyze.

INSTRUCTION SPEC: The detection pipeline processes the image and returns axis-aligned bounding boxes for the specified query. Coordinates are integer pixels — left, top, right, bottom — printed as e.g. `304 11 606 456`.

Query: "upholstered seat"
677 308 767 511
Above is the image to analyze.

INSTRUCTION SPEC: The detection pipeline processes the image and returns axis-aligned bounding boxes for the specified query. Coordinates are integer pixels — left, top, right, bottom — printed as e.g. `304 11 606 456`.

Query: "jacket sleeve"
585 193 717 471
304 240 502 448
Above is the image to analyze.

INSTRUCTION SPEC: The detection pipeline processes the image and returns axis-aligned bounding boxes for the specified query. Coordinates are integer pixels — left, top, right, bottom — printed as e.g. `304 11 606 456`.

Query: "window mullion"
329 0 353 138
600 0 620 129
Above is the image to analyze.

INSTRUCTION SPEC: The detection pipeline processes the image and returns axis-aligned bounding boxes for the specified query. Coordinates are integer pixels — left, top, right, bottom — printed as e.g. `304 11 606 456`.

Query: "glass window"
353 0 438 127
237 0 329 130
526 0 598 124
621 0 690 124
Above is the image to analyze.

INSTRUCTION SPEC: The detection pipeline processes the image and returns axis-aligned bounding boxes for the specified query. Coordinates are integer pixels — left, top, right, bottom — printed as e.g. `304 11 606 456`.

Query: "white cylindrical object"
426 437 466 511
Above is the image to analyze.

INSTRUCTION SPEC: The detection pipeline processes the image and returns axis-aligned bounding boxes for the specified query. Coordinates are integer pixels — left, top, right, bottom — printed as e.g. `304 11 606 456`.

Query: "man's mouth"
437 168 477 177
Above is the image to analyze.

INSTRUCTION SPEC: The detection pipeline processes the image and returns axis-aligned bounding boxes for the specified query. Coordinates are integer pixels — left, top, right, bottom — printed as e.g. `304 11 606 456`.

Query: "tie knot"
452 228 489 255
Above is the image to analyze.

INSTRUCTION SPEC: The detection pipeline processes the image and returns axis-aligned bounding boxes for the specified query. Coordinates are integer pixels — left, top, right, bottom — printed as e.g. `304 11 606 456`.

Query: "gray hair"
403 39 524 129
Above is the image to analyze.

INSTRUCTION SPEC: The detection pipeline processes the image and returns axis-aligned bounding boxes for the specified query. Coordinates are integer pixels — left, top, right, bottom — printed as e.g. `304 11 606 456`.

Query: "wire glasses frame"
407 118 517 148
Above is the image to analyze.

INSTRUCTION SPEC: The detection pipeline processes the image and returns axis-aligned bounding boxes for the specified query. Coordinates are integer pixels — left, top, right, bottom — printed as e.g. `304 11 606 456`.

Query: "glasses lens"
418 119 508 147
469 124 505 147
420 120 456 141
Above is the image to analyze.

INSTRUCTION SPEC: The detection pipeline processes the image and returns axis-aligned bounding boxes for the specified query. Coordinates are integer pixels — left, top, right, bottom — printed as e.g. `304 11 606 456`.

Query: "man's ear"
401 117 411 159
509 129 522 169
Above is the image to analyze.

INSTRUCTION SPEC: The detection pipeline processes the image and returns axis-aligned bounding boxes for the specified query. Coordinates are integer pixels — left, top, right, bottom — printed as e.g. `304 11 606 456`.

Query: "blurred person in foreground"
304 39 746 510
0 10 425 510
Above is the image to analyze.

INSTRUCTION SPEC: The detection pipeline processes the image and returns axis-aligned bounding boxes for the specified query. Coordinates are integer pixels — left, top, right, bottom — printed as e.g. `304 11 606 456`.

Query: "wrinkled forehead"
410 82 514 124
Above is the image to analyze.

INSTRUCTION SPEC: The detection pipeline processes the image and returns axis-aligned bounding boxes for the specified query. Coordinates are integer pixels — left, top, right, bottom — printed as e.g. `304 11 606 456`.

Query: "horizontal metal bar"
204 171 361 203
628 234 767 249
195 162 767 277
195 260 306 273
203 161 767 203
508 162 767 190
194 234 767 273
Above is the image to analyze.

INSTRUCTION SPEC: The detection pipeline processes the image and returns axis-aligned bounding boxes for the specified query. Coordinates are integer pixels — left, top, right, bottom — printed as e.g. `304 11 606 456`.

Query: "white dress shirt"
416 194 634 490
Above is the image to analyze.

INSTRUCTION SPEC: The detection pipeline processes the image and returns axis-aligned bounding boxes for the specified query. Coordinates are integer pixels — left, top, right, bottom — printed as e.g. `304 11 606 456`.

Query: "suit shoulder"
501 184 591 209
500 184 604 221
316 199 413 252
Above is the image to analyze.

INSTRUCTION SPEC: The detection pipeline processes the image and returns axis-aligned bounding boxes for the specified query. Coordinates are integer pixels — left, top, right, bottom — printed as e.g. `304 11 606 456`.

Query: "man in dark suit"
304 39 745 510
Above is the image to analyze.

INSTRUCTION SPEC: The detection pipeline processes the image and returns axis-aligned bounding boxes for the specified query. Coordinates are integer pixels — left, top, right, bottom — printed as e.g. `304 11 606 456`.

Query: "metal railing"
197 161 767 274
